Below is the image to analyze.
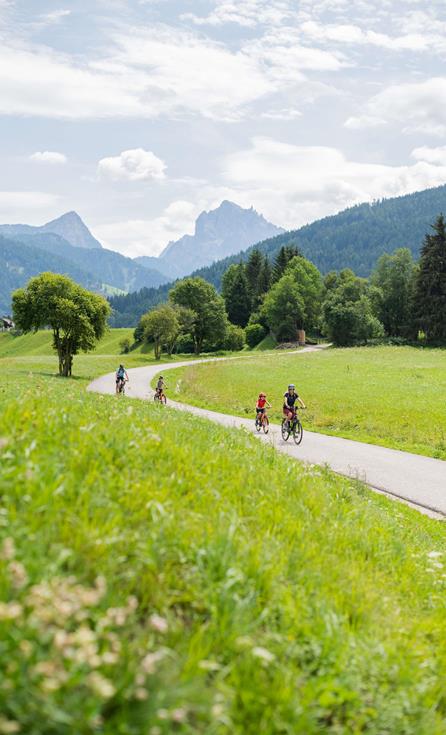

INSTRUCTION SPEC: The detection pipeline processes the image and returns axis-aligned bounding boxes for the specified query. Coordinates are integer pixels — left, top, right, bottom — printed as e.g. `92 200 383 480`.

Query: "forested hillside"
0 236 99 313
110 185 446 325
194 183 446 286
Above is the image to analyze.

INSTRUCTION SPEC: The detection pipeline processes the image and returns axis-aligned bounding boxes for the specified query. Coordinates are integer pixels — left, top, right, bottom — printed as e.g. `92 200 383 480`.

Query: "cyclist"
283 384 306 427
155 375 167 400
256 392 271 426
116 364 129 394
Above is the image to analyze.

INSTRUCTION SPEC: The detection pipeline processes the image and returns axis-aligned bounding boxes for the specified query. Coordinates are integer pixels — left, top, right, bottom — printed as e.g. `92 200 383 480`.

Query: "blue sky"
2 0 446 256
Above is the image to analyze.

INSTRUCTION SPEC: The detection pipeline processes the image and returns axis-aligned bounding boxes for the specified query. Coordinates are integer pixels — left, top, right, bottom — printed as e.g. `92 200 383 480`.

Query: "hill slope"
135 200 284 279
0 235 100 313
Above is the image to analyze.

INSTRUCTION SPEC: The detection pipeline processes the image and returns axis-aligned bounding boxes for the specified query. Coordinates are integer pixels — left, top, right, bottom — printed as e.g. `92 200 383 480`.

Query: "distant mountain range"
0 212 169 313
109 183 446 326
135 200 284 279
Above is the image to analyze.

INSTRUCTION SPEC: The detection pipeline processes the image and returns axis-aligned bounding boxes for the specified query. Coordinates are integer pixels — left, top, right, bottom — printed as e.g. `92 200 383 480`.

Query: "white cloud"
344 77 446 136
98 148 166 181
300 20 429 52
222 137 446 230
182 0 294 28
30 150 67 164
0 190 59 222
412 146 446 166
95 200 199 257
41 9 71 24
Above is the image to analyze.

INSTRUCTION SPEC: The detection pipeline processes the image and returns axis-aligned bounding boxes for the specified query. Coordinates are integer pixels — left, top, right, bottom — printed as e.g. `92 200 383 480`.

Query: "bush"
245 323 266 348
119 337 131 354
224 324 246 351
175 333 195 354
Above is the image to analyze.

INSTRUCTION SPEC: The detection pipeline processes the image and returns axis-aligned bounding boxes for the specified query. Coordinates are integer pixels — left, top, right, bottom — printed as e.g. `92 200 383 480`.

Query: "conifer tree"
221 263 251 327
272 244 301 283
414 215 446 342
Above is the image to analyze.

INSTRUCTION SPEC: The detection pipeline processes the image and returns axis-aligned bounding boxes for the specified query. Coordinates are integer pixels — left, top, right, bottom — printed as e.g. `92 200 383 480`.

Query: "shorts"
256 407 265 414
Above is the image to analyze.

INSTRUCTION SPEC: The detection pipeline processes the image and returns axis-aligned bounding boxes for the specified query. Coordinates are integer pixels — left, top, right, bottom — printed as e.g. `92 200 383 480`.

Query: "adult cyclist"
283 384 306 427
116 364 129 394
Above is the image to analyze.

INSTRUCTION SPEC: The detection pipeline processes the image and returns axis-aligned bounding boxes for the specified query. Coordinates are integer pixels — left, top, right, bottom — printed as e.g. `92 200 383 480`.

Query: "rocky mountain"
0 211 102 250
135 200 284 279
0 212 169 313
110 183 446 326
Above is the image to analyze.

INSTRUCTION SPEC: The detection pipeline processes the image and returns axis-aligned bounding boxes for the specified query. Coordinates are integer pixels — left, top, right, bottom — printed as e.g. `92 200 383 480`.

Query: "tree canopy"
12 272 110 375
414 214 446 343
169 277 228 354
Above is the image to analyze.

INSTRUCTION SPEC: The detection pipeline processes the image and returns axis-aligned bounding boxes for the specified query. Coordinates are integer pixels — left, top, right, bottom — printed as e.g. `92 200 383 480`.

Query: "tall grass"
1 354 446 732
163 345 446 459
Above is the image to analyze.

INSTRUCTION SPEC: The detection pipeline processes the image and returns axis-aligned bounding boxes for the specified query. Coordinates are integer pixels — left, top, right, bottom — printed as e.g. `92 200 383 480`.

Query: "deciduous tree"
12 272 110 376
169 277 228 354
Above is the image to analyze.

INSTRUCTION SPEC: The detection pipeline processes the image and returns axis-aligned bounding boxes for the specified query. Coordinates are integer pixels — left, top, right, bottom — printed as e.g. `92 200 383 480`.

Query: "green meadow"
163 345 446 459
2 336 446 732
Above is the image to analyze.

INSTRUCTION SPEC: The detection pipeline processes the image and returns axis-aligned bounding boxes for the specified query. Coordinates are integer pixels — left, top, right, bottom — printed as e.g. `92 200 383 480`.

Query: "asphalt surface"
88 350 446 518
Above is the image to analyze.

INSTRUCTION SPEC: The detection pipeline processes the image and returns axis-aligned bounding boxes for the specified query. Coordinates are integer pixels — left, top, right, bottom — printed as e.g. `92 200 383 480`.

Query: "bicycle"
117 378 128 396
255 411 270 434
281 410 303 445
154 389 167 405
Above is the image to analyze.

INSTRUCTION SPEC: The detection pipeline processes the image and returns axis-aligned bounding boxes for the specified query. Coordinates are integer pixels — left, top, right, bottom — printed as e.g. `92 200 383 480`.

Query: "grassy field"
0 329 138 358
161 345 446 460
3 351 446 732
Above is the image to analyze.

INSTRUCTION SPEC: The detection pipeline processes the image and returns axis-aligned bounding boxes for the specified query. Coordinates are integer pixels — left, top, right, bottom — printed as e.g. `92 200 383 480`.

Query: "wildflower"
0 438 10 450
157 710 169 721
149 614 168 634
0 717 20 734
1 538 15 560
87 672 116 699
172 708 187 723
141 650 167 674
199 659 220 671
0 602 22 620
428 551 442 558
19 640 33 657
135 687 149 701
8 561 28 589
252 646 275 663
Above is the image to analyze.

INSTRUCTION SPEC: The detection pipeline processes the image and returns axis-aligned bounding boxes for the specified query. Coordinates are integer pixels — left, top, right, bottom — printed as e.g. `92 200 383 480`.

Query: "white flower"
252 646 275 663
87 672 116 699
428 551 443 558
149 614 168 634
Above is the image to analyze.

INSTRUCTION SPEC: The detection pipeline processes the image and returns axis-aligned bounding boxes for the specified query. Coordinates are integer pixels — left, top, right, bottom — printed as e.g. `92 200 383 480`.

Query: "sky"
2 0 446 257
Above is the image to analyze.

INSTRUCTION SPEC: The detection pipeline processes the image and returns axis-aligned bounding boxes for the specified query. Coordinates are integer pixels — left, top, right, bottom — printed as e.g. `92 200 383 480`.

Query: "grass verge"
1 354 446 732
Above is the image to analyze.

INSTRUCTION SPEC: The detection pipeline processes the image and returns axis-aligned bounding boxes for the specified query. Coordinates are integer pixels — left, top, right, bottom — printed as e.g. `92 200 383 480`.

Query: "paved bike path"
88 353 446 517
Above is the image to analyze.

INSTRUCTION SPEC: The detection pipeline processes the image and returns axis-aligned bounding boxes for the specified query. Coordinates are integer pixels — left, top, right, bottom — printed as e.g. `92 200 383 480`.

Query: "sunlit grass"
2 353 446 732
162 346 446 459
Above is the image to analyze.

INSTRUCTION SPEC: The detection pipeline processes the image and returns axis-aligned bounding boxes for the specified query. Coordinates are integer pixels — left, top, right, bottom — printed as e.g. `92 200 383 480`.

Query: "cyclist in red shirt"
256 392 271 424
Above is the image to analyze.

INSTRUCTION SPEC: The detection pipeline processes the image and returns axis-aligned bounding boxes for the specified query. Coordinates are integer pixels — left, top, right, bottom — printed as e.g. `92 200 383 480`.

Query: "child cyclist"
256 392 271 426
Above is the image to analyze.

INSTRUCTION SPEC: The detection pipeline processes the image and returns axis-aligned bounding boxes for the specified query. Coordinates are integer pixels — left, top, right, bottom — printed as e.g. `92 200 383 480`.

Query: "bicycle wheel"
292 419 303 445
255 417 261 432
161 394 167 405
262 416 269 434
281 419 290 441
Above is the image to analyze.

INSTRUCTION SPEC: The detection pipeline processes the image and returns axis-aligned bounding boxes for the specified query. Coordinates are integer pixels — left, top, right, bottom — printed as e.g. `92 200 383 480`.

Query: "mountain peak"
156 200 284 278
41 211 102 249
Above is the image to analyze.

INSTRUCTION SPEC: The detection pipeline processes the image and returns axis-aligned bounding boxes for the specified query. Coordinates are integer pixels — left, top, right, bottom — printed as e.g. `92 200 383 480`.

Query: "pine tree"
221 263 251 327
258 258 272 297
246 249 266 309
414 215 446 342
271 244 301 283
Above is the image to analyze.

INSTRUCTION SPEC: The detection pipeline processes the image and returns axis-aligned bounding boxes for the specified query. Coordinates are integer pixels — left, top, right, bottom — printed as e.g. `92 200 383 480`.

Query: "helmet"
159 375 163 379
288 384 295 390
119 364 124 369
